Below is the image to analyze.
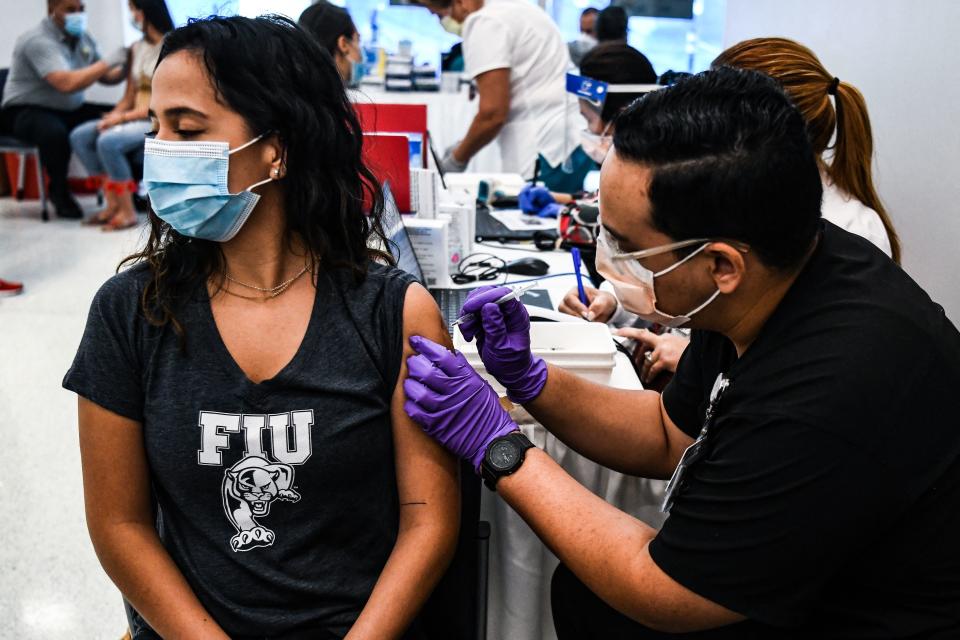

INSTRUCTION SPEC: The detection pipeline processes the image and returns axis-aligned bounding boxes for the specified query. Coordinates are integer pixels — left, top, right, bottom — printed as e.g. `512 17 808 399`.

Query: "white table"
349 88 504 174
454 241 668 640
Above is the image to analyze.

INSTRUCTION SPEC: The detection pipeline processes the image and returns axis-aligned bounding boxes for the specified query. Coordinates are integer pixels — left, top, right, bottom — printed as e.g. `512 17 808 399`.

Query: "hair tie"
828 77 840 95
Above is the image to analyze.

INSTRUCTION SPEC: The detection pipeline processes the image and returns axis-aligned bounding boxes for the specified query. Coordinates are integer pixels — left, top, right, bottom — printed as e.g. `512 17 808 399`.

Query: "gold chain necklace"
222 265 310 300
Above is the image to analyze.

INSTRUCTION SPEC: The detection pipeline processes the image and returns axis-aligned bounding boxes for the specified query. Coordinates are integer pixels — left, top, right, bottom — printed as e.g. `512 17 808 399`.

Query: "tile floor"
0 195 147 639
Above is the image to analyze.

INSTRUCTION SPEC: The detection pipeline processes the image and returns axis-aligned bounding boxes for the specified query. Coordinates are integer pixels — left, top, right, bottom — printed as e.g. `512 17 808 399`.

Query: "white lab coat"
462 0 582 177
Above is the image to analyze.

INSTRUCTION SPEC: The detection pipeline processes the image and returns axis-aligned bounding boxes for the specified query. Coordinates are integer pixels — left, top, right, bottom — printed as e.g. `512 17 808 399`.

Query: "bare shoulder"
402 283 452 349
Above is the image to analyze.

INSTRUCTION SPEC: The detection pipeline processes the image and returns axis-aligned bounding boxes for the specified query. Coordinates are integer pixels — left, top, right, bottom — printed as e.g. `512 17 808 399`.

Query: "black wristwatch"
481 432 535 491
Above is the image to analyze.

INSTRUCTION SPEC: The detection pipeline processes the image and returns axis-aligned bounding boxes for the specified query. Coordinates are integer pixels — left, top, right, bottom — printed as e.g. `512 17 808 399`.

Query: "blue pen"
572 247 589 312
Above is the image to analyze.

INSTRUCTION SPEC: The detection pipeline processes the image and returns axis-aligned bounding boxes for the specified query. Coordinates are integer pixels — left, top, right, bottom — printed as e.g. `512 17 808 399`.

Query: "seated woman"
64 15 458 639
298 1 362 85
69 0 173 230
564 37 903 385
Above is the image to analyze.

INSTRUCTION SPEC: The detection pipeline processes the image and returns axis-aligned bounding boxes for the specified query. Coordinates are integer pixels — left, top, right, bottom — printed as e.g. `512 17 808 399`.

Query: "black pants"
551 563 771 639
2 103 110 197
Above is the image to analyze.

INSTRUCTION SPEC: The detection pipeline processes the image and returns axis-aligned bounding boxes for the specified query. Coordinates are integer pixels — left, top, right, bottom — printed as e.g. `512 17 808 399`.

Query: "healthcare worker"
417 0 592 193
403 67 960 638
519 42 659 217
561 37 905 387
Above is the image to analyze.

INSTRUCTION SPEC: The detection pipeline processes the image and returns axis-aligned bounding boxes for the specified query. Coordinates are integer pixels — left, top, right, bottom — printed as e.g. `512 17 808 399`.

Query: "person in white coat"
561 37 902 385
417 0 592 193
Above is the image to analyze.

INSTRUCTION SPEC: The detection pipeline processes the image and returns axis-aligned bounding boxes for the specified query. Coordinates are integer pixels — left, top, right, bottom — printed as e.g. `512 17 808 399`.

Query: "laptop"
381 184 552 331
426 133 557 244
475 205 558 243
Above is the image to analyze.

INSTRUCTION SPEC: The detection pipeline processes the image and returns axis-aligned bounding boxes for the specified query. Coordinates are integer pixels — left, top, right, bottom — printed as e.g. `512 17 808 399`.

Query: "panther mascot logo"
222 456 301 552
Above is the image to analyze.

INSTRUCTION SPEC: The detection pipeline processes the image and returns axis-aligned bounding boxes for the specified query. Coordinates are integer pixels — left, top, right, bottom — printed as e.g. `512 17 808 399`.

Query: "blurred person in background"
298 1 362 86
568 7 598 67
595 5 628 45
417 0 592 193
69 0 174 230
0 0 127 219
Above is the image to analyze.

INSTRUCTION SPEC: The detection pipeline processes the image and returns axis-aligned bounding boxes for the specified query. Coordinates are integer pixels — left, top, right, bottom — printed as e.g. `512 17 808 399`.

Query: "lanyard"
660 373 730 514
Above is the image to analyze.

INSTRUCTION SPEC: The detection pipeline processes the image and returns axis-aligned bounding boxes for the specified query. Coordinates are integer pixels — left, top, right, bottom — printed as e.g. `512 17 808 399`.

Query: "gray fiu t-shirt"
64 261 416 638
2 17 100 111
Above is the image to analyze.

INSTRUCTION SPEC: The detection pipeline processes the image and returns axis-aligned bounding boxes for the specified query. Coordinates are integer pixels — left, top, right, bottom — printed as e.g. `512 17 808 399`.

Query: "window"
157 0 725 75
549 0 727 76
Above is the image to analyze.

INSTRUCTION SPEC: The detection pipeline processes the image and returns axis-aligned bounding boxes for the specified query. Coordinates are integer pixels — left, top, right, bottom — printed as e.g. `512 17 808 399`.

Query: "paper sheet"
487 208 556 232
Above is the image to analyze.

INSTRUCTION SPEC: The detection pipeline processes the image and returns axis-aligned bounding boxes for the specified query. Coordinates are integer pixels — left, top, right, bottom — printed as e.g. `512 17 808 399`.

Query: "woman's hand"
97 111 126 131
614 328 690 384
559 286 618 323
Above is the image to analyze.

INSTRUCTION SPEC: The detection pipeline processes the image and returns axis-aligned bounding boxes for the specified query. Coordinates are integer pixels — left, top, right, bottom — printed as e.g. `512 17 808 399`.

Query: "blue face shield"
143 134 274 242
64 12 88 37
565 72 663 116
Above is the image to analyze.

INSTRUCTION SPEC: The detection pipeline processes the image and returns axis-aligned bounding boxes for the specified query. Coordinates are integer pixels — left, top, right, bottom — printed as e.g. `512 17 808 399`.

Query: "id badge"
660 435 708 514
660 373 729 514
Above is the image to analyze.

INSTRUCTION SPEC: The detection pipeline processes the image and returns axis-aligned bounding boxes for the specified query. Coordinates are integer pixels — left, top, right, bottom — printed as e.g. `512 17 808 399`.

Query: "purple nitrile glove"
404 335 518 472
457 286 548 404
536 202 565 219
518 184 555 215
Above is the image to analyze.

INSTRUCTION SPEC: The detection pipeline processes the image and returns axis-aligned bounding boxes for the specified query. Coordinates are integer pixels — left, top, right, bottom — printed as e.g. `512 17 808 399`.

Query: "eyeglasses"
598 218 749 265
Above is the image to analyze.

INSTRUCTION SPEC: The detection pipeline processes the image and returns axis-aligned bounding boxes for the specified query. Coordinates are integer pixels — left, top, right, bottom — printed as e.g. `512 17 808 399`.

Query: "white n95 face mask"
580 123 613 164
594 223 721 328
440 16 463 36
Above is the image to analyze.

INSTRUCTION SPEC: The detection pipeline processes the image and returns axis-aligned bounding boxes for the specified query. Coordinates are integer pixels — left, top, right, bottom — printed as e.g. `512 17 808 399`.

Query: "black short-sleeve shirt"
654 221 960 638
63 262 416 638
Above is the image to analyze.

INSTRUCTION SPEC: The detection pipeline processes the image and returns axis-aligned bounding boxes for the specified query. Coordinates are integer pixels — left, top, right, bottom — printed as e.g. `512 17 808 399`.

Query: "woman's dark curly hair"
122 15 389 336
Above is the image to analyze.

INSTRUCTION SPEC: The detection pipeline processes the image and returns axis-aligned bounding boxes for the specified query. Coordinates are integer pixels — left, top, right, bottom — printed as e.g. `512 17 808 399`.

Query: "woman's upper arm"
390 284 460 528
78 397 154 534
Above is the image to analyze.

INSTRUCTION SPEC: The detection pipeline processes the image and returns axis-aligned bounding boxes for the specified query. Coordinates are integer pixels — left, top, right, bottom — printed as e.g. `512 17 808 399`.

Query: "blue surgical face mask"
64 12 88 37
349 60 366 88
143 134 274 242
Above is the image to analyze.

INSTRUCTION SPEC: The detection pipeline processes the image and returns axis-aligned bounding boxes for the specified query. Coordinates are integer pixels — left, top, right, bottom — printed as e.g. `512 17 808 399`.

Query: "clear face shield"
565 73 663 164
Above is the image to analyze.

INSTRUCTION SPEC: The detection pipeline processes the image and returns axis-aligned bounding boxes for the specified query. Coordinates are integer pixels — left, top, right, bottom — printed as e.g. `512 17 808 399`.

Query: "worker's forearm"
48 61 108 93
524 364 679 478
90 521 229 639
99 65 127 85
456 111 507 162
496 450 662 621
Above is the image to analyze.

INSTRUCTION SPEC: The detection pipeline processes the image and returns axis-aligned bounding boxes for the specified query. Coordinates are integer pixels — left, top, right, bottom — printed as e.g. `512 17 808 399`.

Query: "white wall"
1 0 127 103
725 0 960 322
0 4 46 70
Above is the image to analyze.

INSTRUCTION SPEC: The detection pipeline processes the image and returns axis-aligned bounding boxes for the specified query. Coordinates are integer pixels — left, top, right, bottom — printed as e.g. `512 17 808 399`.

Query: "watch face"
488 440 519 471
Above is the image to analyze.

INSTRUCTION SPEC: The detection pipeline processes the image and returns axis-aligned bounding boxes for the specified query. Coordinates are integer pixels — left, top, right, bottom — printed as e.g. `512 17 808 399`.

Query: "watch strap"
481 432 535 491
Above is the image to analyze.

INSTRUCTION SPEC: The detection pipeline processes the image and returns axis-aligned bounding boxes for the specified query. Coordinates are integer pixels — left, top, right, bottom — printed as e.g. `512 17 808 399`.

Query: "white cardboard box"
403 217 449 287
455 322 617 391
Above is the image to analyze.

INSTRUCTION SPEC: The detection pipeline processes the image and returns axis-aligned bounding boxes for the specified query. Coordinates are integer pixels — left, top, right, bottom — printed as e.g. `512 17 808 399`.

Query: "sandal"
82 208 117 225
102 215 139 232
